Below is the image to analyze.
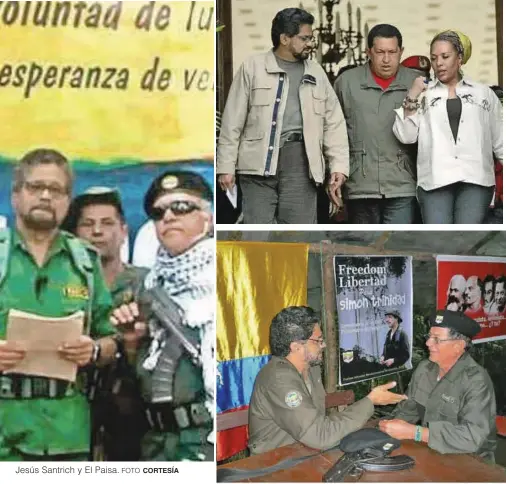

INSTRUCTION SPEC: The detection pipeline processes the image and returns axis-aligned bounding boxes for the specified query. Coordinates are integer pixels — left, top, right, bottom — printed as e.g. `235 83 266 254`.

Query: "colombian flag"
216 241 309 461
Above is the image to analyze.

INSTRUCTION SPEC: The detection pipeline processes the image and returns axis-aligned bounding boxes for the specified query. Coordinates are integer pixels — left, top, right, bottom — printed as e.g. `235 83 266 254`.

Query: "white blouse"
393 77 503 191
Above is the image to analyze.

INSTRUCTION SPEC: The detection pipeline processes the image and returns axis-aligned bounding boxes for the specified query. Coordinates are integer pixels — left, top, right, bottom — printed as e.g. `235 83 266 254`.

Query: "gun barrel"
151 301 201 364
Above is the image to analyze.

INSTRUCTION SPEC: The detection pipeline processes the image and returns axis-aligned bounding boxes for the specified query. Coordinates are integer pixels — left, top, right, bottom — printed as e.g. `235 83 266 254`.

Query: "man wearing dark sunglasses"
64 187 149 461
110 170 214 461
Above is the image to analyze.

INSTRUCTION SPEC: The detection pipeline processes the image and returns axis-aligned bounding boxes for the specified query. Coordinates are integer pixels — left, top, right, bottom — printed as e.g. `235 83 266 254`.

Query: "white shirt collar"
429 76 475 90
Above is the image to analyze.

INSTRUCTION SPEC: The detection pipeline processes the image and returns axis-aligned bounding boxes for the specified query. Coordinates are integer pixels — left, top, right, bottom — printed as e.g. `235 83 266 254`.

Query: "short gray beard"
22 211 58 231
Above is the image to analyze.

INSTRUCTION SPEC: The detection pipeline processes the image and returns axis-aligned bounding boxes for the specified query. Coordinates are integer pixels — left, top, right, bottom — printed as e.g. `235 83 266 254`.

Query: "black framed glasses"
150 200 202 220
307 337 325 346
24 180 68 199
424 334 455 345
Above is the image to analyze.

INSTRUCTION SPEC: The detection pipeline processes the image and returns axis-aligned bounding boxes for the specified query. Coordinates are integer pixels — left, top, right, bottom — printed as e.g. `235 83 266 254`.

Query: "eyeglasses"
296 35 315 44
24 181 68 199
307 338 325 346
150 200 202 220
424 334 456 345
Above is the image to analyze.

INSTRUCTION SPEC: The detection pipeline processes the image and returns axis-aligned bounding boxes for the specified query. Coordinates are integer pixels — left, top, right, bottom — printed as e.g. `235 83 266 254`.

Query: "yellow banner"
0 1 214 162
217 241 309 362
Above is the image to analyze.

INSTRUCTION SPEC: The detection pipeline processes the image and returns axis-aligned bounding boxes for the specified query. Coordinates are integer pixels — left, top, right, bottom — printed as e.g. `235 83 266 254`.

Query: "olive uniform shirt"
136 290 213 461
110 265 149 308
248 356 374 455
92 264 149 460
391 352 497 462
0 230 115 457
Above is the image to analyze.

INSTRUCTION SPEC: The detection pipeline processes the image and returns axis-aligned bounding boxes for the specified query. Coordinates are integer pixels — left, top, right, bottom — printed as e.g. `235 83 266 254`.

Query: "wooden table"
218 441 506 482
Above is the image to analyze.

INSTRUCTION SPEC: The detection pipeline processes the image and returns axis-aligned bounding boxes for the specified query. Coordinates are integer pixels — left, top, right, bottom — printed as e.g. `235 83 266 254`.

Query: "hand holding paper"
5 309 85 382
0 340 26 372
58 335 95 367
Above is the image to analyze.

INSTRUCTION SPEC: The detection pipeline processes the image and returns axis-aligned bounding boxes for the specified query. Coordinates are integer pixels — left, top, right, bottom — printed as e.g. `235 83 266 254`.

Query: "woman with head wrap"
392 30 503 224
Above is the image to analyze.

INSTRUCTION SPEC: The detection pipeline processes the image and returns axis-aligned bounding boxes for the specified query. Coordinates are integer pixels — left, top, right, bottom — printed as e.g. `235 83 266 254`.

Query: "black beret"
143 171 213 217
430 309 481 338
63 186 124 233
339 428 401 453
385 309 402 323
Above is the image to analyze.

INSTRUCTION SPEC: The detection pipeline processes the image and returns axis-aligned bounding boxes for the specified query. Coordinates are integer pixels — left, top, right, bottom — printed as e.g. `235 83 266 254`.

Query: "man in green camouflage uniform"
248 306 408 455
64 187 149 460
111 171 214 461
0 149 118 461
380 310 497 463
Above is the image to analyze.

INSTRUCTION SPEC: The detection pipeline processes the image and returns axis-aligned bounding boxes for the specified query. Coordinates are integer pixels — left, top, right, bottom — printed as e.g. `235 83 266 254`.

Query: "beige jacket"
217 50 349 183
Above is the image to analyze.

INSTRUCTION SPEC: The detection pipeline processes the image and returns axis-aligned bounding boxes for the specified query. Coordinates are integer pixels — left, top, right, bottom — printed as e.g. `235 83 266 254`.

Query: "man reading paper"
0 149 117 461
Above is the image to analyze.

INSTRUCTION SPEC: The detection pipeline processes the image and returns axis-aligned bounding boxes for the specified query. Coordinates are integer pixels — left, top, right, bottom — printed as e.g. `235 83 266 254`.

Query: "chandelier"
304 0 368 85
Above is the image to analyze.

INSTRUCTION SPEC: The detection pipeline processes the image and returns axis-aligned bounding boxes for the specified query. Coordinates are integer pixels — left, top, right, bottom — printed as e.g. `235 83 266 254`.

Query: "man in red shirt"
335 24 419 224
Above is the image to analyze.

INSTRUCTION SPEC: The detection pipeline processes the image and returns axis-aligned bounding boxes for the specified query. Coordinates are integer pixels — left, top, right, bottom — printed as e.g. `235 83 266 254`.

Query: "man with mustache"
445 274 466 312
492 276 506 314
64 187 149 460
0 149 118 461
334 24 418 224
248 306 407 455
217 7 348 224
380 310 496 462
110 171 214 461
464 275 485 319
482 275 498 315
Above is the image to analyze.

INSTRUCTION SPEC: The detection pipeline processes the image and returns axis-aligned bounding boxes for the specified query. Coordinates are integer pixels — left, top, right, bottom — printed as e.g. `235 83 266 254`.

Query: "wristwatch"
90 341 101 364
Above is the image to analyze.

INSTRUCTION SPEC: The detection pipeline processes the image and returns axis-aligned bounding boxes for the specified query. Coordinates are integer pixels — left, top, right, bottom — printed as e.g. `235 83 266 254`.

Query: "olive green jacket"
335 64 418 199
248 356 374 455
391 352 497 462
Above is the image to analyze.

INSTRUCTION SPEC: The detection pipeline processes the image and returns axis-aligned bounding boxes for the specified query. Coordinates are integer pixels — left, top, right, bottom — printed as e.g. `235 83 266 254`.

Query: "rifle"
137 286 201 403
322 428 414 482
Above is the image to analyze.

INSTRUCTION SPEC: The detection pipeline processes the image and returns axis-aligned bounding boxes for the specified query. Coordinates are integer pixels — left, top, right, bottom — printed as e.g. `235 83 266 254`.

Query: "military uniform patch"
285 390 302 408
343 351 354 363
161 175 179 190
63 285 89 299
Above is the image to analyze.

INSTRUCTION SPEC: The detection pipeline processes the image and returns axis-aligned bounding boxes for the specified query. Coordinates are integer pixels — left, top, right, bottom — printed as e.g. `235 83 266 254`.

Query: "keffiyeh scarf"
143 237 215 441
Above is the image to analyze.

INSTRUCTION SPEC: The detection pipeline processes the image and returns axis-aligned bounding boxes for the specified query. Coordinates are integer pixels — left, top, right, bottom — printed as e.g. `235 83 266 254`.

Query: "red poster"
437 255 506 343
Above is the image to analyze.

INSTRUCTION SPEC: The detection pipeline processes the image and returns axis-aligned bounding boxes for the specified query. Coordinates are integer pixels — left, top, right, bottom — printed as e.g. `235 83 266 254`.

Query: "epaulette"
61 230 99 255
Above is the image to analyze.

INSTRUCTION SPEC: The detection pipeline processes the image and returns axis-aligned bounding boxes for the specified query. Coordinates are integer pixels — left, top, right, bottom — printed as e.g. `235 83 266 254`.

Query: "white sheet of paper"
226 185 238 209
4 309 84 382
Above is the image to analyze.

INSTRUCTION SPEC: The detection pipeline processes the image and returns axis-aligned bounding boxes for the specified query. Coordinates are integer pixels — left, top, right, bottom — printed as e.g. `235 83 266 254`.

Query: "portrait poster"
334 255 413 386
437 255 506 343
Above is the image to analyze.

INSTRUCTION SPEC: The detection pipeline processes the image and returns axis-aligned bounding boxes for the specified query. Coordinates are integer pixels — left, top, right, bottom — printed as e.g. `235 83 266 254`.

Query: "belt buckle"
0 376 14 399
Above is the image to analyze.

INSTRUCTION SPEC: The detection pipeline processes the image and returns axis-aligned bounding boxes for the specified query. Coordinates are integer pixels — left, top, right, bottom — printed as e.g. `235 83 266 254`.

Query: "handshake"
366 381 407 406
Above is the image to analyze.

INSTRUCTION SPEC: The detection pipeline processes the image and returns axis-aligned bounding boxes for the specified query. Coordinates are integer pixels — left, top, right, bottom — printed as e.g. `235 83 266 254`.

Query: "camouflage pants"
141 427 213 461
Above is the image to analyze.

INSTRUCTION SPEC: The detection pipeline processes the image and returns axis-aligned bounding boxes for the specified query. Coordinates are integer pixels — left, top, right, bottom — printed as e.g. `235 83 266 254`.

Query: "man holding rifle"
111 170 214 461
